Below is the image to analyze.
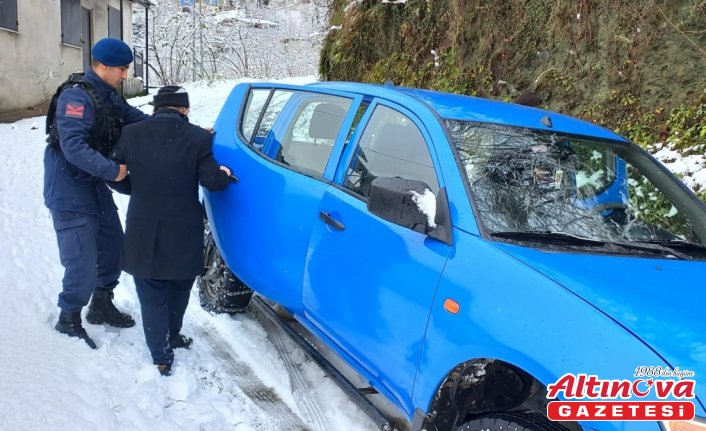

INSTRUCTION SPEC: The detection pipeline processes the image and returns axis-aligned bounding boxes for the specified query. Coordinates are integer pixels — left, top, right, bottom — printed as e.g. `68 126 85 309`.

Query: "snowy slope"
0 76 377 431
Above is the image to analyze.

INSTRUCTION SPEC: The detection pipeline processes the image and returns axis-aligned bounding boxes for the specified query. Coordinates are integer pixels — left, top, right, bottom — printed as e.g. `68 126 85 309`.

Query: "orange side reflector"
443 298 460 314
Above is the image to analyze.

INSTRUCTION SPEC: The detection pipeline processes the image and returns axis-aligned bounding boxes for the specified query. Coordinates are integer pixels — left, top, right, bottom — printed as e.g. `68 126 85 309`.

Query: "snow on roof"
130 0 158 6
216 10 279 27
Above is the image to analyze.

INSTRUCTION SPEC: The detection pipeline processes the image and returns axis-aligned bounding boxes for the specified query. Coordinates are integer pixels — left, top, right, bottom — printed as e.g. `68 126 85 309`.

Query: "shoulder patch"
65 103 85 119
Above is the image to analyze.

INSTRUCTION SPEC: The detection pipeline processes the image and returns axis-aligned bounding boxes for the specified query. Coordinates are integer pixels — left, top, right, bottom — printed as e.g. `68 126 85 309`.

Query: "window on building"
0 0 18 31
61 0 81 46
108 6 121 39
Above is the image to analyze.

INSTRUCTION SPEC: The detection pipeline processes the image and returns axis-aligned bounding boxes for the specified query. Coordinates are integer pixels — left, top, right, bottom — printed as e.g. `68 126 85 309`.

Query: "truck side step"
251 295 400 431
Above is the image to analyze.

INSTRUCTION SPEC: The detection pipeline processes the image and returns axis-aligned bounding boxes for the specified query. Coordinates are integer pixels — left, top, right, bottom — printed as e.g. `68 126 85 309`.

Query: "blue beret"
91 38 133 67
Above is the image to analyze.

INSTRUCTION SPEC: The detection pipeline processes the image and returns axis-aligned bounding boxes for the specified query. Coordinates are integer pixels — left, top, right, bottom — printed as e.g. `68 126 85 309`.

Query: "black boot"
86 291 136 328
55 311 97 349
169 333 193 349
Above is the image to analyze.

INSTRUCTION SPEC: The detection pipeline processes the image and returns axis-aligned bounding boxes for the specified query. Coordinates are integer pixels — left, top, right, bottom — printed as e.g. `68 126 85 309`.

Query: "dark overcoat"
112 109 229 280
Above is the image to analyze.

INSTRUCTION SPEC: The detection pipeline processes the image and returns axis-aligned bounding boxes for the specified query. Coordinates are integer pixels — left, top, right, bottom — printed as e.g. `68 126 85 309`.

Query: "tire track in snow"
251 300 330 431
187 313 311 431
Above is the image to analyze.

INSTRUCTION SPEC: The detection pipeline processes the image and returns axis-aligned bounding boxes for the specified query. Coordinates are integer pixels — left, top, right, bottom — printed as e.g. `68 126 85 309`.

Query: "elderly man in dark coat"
111 86 231 376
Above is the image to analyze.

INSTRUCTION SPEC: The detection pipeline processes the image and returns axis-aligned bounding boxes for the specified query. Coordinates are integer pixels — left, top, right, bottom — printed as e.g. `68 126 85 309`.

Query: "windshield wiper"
608 240 692 260
636 239 706 257
490 231 692 260
490 231 606 245
639 239 706 249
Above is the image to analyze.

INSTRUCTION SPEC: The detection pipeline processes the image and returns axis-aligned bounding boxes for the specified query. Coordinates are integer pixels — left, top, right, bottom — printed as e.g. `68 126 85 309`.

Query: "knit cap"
153 86 190 108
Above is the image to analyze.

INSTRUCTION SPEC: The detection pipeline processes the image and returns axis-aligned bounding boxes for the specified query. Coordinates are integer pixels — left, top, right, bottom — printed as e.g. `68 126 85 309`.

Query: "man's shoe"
55 311 97 349
169 333 193 349
157 364 172 377
86 291 136 328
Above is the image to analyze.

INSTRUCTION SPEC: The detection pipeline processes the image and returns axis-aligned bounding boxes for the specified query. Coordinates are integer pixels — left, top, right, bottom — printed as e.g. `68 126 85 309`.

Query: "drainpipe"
145 5 149 92
120 0 124 39
119 0 125 95
192 4 196 81
199 0 204 78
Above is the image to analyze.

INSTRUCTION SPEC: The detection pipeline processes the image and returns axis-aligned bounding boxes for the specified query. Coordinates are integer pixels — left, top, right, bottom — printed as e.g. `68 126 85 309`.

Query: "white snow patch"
652 144 706 191
411 189 437 228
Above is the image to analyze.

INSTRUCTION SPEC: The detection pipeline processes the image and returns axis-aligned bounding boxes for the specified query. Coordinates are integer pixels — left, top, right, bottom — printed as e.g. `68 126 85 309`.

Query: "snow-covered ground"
0 76 378 431
651 143 706 194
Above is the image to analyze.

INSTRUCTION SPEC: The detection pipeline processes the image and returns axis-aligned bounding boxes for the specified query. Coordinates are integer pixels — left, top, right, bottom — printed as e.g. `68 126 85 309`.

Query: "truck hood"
494 243 706 409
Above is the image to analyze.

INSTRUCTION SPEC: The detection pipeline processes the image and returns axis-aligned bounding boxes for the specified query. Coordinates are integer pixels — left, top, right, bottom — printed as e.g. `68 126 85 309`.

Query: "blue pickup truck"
199 81 706 431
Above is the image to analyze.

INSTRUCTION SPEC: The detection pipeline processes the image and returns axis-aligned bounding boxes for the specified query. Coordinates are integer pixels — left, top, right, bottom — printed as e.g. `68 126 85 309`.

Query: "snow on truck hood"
493 242 706 408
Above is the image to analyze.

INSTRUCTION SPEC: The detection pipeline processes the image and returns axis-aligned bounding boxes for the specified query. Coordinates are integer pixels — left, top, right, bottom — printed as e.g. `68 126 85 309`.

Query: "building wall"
0 0 141 121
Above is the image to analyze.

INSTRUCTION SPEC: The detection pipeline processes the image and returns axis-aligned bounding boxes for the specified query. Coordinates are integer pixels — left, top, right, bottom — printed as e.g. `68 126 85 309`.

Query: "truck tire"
197 230 253 314
455 412 567 431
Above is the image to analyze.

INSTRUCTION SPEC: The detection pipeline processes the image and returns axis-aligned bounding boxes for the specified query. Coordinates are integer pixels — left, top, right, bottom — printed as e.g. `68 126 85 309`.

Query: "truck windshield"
445 120 706 248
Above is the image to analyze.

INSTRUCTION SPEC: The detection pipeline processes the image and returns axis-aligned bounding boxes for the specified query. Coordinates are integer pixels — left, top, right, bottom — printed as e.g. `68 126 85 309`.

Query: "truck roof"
309 81 628 142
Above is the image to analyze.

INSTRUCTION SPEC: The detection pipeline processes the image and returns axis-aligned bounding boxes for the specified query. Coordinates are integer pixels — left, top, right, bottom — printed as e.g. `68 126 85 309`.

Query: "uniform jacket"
43 69 148 214
112 109 230 280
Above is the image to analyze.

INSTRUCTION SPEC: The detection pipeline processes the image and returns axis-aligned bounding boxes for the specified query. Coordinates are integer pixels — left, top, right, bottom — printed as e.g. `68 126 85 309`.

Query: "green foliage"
327 0 350 26
582 94 706 155
582 90 663 148
665 103 706 150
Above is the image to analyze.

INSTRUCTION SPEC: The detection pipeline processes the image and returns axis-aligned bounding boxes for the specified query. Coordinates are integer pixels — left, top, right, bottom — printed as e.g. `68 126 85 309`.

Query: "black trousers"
134 277 194 365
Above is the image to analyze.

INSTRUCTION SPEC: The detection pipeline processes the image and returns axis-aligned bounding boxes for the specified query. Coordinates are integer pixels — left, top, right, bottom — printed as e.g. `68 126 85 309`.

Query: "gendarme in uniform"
44 38 149 349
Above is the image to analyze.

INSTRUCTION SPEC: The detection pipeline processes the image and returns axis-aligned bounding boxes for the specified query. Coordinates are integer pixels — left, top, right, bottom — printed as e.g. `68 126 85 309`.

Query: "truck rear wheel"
197 231 253 314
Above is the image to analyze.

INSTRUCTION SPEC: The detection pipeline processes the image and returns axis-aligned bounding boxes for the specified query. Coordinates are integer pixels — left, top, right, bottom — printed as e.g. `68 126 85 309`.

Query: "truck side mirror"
367 177 453 246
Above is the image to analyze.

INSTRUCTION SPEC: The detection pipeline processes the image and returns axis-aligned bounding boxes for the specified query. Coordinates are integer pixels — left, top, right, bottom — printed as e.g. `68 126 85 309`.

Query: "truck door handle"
319 211 345 231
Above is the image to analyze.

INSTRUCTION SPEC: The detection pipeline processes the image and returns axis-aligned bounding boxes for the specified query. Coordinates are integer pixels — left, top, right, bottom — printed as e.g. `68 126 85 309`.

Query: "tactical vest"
45 73 124 157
